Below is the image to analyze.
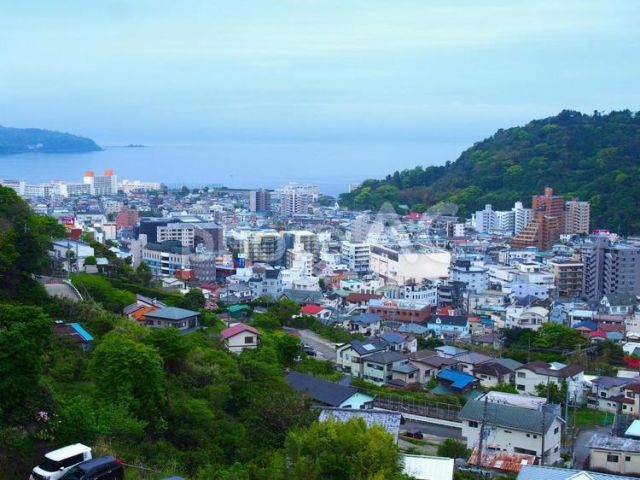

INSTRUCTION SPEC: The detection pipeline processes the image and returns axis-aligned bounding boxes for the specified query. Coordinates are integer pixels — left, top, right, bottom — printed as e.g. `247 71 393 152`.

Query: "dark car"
303 346 317 356
60 456 124 480
404 430 424 439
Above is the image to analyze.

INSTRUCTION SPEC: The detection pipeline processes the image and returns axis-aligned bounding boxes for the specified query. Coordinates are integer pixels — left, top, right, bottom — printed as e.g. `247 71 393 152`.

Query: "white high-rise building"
83 170 117 196
340 241 371 273
472 204 496 233
513 201 533 234
280 183 318 216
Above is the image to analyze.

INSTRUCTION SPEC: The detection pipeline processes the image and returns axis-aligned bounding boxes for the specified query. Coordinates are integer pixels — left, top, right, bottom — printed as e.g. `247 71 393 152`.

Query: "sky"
1 0 639 146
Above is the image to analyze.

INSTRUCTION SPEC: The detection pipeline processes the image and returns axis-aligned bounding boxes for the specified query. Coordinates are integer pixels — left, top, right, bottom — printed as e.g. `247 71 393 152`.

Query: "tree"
89 332 165 422
252 313 281 330
535 381 567 406
437 438 470 459
84 256 97 266
136 262 153 286
177 288 206 311
533 323 587 351
285 418 408 480
0 304 52 418
145 327 189 373
268 299 300 325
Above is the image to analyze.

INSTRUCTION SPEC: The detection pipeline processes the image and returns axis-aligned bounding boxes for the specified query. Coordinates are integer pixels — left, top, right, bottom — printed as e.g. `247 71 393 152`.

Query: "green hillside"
340 110 640 234
0 126 101 155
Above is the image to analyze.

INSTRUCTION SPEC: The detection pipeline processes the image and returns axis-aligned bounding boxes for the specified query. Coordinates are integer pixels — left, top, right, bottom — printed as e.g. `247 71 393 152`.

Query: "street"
283 327 337 362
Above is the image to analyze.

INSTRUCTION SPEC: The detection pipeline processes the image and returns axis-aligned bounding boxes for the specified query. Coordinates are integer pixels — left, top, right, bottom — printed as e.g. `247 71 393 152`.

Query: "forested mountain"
340 110 640 234
0 126 101 155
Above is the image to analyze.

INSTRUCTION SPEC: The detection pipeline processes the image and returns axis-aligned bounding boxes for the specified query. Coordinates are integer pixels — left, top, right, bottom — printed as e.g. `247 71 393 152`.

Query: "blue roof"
70 323 93 341
437 368 477 389
351 313 380 326
381 332 405 344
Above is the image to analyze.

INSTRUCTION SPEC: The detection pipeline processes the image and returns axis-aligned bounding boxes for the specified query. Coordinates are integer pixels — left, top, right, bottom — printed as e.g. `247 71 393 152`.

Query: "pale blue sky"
1 0 639 145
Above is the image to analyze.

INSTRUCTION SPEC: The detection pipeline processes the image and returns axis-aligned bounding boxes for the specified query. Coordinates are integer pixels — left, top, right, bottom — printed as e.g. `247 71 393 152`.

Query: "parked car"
31 444 92 480
404 430 424 439
59 456 124 480
303 346 317 356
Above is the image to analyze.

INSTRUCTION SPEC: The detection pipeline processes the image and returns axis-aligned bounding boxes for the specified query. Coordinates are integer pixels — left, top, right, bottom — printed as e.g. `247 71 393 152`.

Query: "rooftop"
587 434 640 453
319 408 401 443
144 306 199 321
286 372 359 407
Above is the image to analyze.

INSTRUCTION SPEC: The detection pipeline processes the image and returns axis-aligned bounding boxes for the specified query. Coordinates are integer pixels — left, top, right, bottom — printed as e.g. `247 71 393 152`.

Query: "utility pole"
541 403 547 467
476 396 489 468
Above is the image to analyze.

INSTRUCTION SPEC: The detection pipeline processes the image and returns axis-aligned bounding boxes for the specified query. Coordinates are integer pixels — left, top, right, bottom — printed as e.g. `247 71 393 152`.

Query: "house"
347 313 382 336
220 323 261 353
401 455 454 480
381 331 417 353
362 351 411 385
436 368 479 394
143 307 200 330
368 298 432 324
600 294 637 316
299 304 332 320
515 361 585 401
336 340 388 377
390 363 421 386
619 384 640 416
319 408 401 443
285 372 374 409
53 321 94 351
345 292 383 310
427 315 469 337
410 350 460 382
474 361 517 388
518 465 637 480
397 323 430 337
459 393 563 465
280 289 324 305
453 351 494 375
588 434 640 476
227 304 250 319
587 377 640 413
435 345 468 358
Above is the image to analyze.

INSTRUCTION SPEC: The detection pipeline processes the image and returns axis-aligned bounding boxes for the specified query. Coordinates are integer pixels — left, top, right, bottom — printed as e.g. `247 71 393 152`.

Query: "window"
468 421 478 428
626 456 632 462
244 336 254 344
517 372 526 378
63 453 86 468
607 454 619 463
517 384 525 391
504 430 512 434
554 427 559 434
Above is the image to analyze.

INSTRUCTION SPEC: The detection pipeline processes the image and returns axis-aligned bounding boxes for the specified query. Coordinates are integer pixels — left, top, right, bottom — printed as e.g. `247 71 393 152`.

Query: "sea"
0 141 466 197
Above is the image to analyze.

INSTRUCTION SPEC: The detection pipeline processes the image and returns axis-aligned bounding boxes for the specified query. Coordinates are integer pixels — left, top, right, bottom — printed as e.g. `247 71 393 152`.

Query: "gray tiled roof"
587 434 640 453
365 351 408 365
286 371 357 407
459 399 559 434
318 408 401 443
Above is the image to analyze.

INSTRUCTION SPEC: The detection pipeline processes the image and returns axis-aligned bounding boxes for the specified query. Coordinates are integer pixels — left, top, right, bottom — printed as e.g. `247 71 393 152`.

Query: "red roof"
220 323 260 339
599 324 625 332
300 305 324 315
589 330 607 338
346 293 382 303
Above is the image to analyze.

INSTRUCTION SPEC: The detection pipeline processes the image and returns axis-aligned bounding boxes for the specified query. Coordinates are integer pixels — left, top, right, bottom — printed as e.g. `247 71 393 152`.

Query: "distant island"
106 144 147 148
0 126 102 155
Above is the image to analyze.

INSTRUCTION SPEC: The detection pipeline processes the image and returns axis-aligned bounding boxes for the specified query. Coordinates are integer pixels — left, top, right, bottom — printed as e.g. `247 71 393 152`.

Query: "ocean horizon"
0 140 466 196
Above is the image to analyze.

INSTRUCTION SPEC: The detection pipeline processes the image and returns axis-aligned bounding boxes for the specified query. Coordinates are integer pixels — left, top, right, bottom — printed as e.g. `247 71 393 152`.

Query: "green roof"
459 399 558 434
145 307 199 320
228 304 250 313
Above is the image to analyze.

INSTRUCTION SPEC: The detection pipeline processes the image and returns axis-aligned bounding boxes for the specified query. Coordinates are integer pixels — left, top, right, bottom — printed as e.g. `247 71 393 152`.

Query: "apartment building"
369 244 450 284
549 260 584 298
564 199 590 235
583 235 640 300
340 241 371 273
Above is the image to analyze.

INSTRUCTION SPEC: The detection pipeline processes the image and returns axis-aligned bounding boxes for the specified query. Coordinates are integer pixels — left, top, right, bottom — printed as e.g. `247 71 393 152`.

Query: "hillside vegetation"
340 110 640 234
0 126 101 155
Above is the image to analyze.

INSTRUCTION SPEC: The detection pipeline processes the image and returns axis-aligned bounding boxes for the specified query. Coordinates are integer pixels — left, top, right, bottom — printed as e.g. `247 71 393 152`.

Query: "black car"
60 456 124 480
404 430 424 439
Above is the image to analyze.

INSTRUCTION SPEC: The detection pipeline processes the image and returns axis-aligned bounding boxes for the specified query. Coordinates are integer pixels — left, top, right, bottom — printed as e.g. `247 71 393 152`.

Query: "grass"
573 408 611 428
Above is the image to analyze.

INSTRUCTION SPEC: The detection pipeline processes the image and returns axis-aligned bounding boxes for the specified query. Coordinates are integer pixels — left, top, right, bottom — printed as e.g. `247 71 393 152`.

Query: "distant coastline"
0 126 101 155
105 144 148 149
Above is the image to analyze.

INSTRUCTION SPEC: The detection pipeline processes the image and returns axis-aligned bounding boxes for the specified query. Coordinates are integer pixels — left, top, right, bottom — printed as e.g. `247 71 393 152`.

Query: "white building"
369 244 450 285
340 241 371 273
515 361 585 401
450 260 488 293
513 201 533 235
459 392 563 465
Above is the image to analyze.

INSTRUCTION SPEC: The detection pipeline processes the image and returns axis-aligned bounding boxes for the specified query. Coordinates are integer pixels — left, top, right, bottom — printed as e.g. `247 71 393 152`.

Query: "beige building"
564 199 590 235
588 434 640 475
549 260 584 298
369 244 450 284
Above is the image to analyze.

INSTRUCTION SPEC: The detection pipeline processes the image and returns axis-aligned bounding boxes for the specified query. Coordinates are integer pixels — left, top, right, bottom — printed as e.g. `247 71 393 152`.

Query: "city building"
83 170 117 196
582 234 640 300
450 260 488 293
280 182 318 216
249 189 272 212
564 199 590 235
340 241 371 273
369 244 451 284
549 260 584 298
513 201 533 235
368 298 432 323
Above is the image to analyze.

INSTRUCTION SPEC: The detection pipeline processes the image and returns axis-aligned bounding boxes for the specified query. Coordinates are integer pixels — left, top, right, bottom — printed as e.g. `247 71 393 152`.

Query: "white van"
30 443 92 480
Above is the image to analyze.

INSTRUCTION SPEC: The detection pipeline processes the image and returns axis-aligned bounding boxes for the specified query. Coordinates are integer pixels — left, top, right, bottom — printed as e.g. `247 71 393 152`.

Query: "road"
573 426 610 468
283 327 337 361
403 420 464 440
43 280 82 300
